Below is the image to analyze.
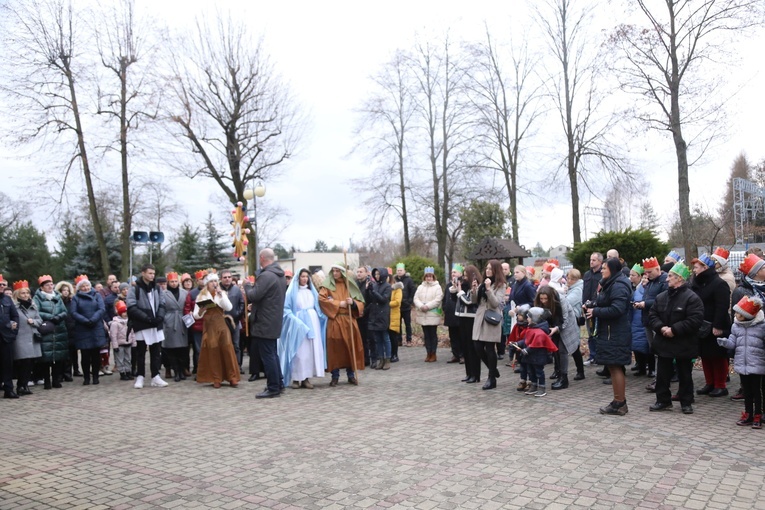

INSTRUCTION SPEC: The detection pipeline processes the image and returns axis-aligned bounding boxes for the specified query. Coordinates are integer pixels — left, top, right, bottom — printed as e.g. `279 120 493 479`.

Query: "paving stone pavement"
2 346 765 509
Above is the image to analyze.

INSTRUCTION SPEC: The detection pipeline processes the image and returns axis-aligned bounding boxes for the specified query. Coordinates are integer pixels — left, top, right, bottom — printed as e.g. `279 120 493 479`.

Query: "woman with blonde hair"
12 281 42 395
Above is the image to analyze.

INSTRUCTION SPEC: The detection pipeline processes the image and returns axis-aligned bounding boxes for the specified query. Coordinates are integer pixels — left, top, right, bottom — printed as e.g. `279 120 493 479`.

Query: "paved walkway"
2 347 765 509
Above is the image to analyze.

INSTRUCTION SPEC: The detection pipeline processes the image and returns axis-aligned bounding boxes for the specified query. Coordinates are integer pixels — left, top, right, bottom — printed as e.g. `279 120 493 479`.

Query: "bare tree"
1 0 111 278
466 27 545 242
353 50 416 255
409 34 478 273
536 0 632 244
608 0 764 259
95 0 161 280
164 12 303 271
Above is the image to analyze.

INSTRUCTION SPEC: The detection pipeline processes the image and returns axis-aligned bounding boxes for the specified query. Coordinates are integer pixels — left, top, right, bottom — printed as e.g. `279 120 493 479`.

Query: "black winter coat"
442 279 459 328
365 267 392 332
396 274 416 311
127 279 165 333
592 272 632 366
648 284 704 359
0 294 19 343
691 266 731 358
246 262 286 339
582 267 603 304
70 290 107 350
641 272 668 326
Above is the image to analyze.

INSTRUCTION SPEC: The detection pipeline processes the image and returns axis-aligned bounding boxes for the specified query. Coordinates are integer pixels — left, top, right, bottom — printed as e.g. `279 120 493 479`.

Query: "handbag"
484 309 502 326
37 320 55 336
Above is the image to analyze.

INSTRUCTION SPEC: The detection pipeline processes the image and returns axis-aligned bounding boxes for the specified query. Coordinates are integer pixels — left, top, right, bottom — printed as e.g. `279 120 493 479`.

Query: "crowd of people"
1 245 764 427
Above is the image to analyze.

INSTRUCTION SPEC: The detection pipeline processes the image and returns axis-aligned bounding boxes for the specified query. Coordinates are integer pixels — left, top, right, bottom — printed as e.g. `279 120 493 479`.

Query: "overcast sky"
2 0 764 256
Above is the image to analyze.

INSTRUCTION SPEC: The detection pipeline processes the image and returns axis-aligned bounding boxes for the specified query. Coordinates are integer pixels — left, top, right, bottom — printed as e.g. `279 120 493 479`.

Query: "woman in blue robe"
279 268 328 389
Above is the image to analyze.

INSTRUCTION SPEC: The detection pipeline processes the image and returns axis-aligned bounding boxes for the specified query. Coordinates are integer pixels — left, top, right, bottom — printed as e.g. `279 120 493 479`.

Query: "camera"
584 300 596 309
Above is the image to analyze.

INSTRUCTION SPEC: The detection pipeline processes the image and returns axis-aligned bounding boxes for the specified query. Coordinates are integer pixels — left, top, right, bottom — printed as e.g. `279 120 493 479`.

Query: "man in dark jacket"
634 256 667 381
103 280 121 324
219 269 245 372
0 275 19 398
648 262 704 414
246 248 286 398
364 267 392 369
582 252 603 364
443 264 463 363
127 264 167 389
355 266 372 367
395 263 416 345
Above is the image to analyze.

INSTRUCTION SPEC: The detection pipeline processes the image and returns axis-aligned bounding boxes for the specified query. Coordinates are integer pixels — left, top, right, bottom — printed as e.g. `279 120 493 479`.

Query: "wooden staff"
243 257 249 337
344 249 357 378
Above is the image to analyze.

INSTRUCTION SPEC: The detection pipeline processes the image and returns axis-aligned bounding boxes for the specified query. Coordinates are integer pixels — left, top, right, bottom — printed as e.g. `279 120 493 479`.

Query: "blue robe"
278 270 328 386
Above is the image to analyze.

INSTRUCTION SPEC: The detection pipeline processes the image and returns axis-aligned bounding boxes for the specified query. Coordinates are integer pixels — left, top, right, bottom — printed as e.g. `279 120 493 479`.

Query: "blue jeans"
331 368 355 379
254 336 281 393
528 363 545 387
371 330 391 360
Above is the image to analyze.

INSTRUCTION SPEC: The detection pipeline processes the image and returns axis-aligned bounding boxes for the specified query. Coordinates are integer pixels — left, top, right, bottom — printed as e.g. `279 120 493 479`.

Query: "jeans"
528 363 545 387
254 336 281 393
371 329 391 360
331 368 355 379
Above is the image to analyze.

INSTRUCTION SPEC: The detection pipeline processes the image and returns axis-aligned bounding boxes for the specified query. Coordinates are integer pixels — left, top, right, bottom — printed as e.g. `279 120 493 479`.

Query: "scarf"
745 276 765 301
320 265 364 303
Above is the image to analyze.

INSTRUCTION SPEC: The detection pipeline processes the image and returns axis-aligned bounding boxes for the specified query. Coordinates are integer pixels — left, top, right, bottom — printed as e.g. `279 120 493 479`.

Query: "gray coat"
162 288 188 349
471 283 506 343
559 295 581 355
246 262 286 339
718 312 765 375
14 302 42 360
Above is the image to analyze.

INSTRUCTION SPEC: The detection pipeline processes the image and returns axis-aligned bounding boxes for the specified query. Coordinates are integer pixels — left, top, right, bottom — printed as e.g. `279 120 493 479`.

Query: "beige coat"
414 280 444 326
471 283 506 343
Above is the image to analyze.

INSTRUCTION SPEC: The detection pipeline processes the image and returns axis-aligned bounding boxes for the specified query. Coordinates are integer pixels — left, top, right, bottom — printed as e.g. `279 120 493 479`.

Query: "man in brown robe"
319 265 365 386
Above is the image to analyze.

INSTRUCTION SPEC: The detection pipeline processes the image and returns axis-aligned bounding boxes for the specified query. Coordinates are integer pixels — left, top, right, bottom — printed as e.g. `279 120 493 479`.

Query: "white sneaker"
27 381 34 387
134 375 145 389
36 379 44 385
102 367 113 375
583 359 594 366
150 375 168 387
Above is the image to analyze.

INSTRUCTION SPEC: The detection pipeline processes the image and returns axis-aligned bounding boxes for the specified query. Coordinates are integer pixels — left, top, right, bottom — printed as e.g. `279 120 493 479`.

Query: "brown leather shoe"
447 356 459 363
183 369 192 377
329 378 339 387
424 353 431 362
165 368 172 379
301 379 314 389
348 377 359 386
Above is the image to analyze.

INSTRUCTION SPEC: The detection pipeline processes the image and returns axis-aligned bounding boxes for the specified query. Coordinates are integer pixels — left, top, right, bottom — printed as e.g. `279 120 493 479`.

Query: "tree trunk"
669 5 694 260
67 67 110 279
119 62 132 280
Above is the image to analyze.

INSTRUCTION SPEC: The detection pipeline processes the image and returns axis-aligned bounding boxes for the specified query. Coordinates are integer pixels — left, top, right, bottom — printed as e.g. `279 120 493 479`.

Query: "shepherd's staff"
344 249 358 379
243 258 249 338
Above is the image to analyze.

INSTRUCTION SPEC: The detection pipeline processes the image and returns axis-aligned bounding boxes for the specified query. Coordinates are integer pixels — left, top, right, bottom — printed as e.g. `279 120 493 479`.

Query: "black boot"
550 370 561 380
482 377 497 390
573 371 585 381
551 374 569 390
4 389 19 399
44 376 52 390
174 371 181 382
17 385 32 396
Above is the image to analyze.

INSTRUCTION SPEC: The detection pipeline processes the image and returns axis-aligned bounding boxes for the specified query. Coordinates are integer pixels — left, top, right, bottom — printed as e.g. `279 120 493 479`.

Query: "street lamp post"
243 180 266 273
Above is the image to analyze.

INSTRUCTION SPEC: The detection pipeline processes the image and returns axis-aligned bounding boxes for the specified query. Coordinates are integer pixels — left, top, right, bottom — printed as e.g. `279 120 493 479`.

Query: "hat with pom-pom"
740 254 765 279
734 295 762 320
711 247 730 268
